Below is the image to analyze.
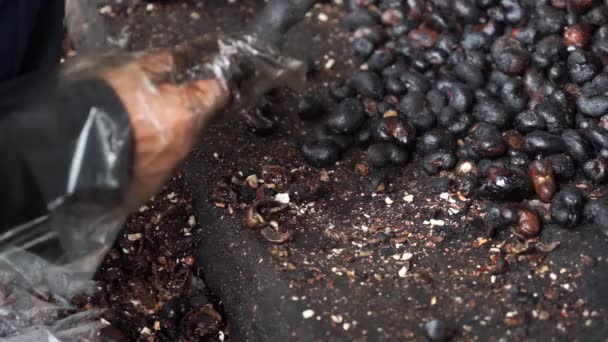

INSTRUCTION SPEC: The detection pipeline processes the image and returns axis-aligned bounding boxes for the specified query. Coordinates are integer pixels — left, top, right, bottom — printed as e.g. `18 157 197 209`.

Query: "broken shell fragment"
245 206 266 230
260 226 291 243
245 200 288 230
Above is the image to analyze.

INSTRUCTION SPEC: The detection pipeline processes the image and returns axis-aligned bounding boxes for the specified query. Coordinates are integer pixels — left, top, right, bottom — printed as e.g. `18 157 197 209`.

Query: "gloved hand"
0 36 306 263
94 36 305 205
99 48 231 204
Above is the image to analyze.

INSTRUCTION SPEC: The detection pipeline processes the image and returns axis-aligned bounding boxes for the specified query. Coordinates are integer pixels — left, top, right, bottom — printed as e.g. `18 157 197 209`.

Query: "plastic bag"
65 0 113 53
0 34 306 341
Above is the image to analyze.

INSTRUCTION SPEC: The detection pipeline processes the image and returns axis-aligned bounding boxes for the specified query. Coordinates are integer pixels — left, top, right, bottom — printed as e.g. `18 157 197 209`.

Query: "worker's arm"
0 50 229 231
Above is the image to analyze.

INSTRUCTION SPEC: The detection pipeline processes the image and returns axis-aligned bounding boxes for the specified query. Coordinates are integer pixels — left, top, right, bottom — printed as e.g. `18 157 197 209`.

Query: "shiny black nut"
582 125 608 152
522 131 566 156
327 98 365 134
353 25 387 44
422 151 456 175
328 80 354 100
478 158 509 178
494 48 530 75
514 111 547 134
399 90 425 115
349 70 385 99
477 166 533 201
469 124 507 157
417 128 456 153
437 106 458 128
405 108 437 132
367 48 396 71
426 89 448 115
547 154 576 180
312 124 353 151
353 120 373 147
561 129 593 165
500 78 528 113
583 198 608 222
550 186 586 228
386 145 409 165
532 35 566 69
471 135 508 158
400 70 431 93
382 58 408 79
583 198 608 237
454 62 485 89
469 122 501 139
583 158 608 183
502 130 524 150
473 98 511 129
160 298 190 322
385 75 407 95
438 107 473 137
367 143 390 168
342 9 380 31
373 116 417 148
301 141 341 168
297 95 324 121
536 5 566 35
457 144 480 161
353 38 375 61
436 80 473 113
484 203 518 229
577 93 608 118
508 149 531 170
534 101 568 134
367 142 408 168
453 0 480 23
548 62 568 83
449 114 473 137
568 49 600 84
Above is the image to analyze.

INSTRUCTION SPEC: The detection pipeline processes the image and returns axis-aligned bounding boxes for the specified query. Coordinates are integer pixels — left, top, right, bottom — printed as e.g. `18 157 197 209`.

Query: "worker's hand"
100 49 230 204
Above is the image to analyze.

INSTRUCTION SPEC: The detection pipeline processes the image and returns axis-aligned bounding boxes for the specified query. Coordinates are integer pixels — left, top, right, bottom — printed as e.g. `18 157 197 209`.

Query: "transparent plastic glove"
91 36 305 203
211 34 307 109
99 49 230 205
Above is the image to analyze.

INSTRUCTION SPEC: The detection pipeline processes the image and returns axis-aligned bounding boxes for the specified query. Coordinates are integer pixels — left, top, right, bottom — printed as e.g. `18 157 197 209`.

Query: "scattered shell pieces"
398 265 409 278
274 193 291 204
302 309 315 319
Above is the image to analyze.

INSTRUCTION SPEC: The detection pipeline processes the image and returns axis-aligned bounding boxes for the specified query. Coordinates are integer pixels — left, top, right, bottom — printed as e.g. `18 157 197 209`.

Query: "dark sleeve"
0 0 65 82
0 71 134 232
19 0 65 75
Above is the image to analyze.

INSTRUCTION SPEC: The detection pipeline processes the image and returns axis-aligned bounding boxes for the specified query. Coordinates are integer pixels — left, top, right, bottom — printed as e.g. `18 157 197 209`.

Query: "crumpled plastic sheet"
65 0 112 53
0 253 106 341
0 34 306 341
